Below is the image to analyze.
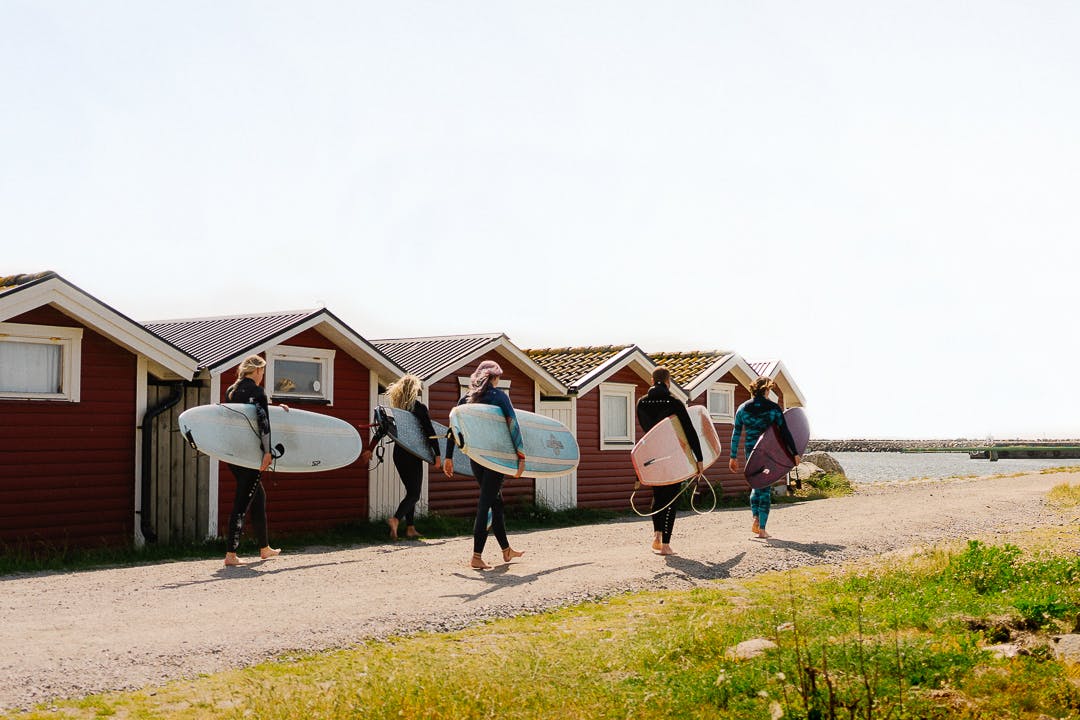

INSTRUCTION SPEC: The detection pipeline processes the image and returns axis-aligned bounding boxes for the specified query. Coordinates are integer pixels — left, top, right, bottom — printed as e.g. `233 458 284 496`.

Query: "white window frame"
707 383 736 423
265 345 336 404
599 382 636 450
457 376 511 397
0 322 83 401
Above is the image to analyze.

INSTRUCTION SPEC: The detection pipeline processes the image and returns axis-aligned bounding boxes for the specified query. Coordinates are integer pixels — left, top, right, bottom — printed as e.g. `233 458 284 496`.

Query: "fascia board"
573 347 657 397
684 354 758 400
1 277 200 379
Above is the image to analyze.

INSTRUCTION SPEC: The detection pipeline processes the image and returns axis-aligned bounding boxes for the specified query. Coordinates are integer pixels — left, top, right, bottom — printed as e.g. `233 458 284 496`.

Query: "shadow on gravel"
753 538 847 555
156 559 367 589
443 562 594 602
659 551 746 581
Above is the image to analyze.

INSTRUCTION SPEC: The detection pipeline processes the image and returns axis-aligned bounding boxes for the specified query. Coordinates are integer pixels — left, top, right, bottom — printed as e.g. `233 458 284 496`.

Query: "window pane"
273 359 322 396
0 341 62 393
709 390 731 416
602 395 628 438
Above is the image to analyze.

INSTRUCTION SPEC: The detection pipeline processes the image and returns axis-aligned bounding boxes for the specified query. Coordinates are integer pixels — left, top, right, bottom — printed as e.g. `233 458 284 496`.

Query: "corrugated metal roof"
144 310 321 370
525 345 633 388
648 350 737 387
373 334 504 381
749 360 778 377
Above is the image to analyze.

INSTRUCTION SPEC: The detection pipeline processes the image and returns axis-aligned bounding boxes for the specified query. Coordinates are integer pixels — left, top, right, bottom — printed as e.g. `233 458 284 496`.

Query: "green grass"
9 530 1080 720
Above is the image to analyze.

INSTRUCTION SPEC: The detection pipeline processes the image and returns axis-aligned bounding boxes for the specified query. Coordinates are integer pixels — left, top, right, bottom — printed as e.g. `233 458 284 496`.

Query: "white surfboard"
178 403 362 473
631 405 722 486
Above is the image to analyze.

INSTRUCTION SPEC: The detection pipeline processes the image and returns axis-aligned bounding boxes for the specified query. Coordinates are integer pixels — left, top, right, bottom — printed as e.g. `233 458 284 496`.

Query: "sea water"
831 451 1080 484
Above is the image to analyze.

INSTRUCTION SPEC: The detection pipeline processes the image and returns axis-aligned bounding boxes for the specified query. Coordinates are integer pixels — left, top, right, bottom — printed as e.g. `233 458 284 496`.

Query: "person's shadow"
157 558 366 590
657 551 746 582
751 538 846 556
442 562 594 602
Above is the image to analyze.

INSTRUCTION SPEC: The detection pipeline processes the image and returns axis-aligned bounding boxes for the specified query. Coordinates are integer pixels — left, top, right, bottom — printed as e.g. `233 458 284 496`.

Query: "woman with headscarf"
443 360 526 569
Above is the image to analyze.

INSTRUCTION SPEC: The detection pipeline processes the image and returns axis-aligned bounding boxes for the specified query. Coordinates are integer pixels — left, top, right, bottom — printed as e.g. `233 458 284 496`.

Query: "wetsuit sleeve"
445 394 468 461
493 391 525 456
414 401 441 459
672 401 704 462
730 409 744 459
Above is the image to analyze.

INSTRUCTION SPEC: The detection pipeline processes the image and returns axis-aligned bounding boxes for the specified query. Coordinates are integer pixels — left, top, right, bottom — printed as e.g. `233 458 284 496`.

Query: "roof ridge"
143 308 322 325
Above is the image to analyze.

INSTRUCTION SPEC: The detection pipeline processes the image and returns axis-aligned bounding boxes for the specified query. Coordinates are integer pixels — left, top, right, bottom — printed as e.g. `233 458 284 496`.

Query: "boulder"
1052 634 1080 663
802 452 845 476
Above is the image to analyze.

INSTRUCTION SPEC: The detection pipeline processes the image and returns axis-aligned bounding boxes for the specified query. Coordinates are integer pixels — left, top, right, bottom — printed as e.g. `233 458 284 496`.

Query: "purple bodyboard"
744 407 810 490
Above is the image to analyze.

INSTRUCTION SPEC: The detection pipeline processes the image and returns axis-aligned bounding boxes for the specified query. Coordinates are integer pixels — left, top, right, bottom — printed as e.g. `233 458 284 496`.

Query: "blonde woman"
361 374 440 540
223 354 288 567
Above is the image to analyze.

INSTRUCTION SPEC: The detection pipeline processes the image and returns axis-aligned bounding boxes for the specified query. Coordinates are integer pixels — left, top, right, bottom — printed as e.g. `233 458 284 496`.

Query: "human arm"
729 409 744 473
413 401 442 467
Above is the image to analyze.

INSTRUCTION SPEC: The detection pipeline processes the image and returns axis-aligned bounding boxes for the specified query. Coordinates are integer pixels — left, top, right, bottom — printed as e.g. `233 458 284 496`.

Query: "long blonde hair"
227 354 267 397
386 374 422 410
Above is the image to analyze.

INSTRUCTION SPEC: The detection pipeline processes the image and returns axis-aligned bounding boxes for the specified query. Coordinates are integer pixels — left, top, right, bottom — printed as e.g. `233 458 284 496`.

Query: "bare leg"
387 517 399 540
652 531 663 552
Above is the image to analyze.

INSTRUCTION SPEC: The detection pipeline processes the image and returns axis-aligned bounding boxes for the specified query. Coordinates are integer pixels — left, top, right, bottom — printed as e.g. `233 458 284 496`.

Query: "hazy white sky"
4 1 1078 439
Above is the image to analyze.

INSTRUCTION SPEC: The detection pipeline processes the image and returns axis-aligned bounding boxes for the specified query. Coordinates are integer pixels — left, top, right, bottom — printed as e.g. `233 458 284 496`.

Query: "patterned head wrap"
467 360 504 402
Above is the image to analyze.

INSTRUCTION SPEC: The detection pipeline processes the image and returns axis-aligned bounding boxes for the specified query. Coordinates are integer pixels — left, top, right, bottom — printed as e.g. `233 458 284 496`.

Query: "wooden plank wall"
148 382 211 544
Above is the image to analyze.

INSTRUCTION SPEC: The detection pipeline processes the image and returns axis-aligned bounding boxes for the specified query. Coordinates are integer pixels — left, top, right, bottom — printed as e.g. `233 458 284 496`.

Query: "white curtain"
0 341 62 393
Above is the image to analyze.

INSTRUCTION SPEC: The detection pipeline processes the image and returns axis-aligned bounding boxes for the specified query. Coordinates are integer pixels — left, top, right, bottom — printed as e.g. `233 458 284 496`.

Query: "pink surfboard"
631 405 723 486
744 407 810 489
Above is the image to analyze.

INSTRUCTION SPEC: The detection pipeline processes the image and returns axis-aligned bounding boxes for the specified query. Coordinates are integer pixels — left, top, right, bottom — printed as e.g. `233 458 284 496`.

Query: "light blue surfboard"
178 403 362 473
432 420 474 477
449 404 579 478
378 406 439 463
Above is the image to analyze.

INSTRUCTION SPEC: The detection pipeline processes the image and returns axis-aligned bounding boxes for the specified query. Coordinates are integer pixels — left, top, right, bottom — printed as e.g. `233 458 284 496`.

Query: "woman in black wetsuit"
442 360 526 570
636 366 704 556
361 374 441 540
223 354 288 567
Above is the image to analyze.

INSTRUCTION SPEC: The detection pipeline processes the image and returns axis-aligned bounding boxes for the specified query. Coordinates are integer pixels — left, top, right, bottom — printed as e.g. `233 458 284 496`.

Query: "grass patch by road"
9 526 1080 720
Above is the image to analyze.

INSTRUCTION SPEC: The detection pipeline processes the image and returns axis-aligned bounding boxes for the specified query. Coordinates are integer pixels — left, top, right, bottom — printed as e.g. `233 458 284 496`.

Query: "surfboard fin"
182 429 198 451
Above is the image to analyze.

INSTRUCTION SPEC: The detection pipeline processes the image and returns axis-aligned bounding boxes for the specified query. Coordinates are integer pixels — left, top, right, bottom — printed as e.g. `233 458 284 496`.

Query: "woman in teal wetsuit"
728 377 801 539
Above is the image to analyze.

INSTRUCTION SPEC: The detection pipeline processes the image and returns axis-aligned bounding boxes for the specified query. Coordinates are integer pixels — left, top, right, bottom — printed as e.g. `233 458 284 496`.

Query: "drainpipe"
139 382 186 543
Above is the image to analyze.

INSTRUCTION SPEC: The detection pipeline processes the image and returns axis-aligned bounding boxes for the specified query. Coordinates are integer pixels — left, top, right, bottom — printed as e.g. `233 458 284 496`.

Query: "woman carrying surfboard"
636 367 704 556
223 354 288 567
442 360 525 570
728 377 801 539
360 374 441 540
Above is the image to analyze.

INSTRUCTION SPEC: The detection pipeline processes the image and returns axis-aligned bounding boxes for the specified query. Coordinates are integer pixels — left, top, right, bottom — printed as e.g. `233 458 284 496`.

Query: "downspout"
139 382 185 543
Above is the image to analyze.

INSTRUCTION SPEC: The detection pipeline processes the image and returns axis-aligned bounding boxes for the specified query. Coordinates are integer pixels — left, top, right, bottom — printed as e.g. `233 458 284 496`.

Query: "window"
707 383 736 423
457 376 511 398
0 322 82 401
599 383 635 450
266 346 335 403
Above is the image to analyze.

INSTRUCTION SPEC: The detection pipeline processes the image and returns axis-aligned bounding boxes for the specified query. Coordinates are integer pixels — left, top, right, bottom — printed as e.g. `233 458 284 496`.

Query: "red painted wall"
0 306 137 549
424 351 536 517
215 329 372 539
575 367 651 511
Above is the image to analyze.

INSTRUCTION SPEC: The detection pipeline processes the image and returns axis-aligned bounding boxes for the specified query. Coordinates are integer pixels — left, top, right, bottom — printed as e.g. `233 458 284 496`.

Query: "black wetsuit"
225 377 271 552
637 383 704 544
387 400 439 526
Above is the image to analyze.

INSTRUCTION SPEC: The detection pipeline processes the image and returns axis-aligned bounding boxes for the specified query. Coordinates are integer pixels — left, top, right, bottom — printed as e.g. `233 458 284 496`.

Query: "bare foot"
470 553 491 570
756 530 772 539
651 539 663 552
405 526 423 539
659 544 675 556
224 553 244 567
752 518 760 534
387 517 399 540
502 547 524 563
259 546 281 559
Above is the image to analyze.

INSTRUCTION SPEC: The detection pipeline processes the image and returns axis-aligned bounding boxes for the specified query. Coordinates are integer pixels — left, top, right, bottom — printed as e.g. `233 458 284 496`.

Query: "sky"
3 1 1079 440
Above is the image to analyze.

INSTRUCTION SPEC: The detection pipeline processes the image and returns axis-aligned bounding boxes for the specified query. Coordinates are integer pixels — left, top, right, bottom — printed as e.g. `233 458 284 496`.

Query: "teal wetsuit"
731 396 797 532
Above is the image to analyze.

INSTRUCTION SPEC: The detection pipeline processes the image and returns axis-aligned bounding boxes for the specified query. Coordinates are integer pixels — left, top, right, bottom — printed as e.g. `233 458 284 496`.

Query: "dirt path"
3 471 1078 711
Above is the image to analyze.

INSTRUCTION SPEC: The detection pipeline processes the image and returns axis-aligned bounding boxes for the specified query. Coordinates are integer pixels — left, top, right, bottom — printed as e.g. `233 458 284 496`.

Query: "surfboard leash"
689 473 717 514
629 477 693 517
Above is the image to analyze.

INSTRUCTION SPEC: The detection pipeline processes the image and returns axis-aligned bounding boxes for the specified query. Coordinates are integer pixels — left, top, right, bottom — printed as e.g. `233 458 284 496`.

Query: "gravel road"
2 471 1077 711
